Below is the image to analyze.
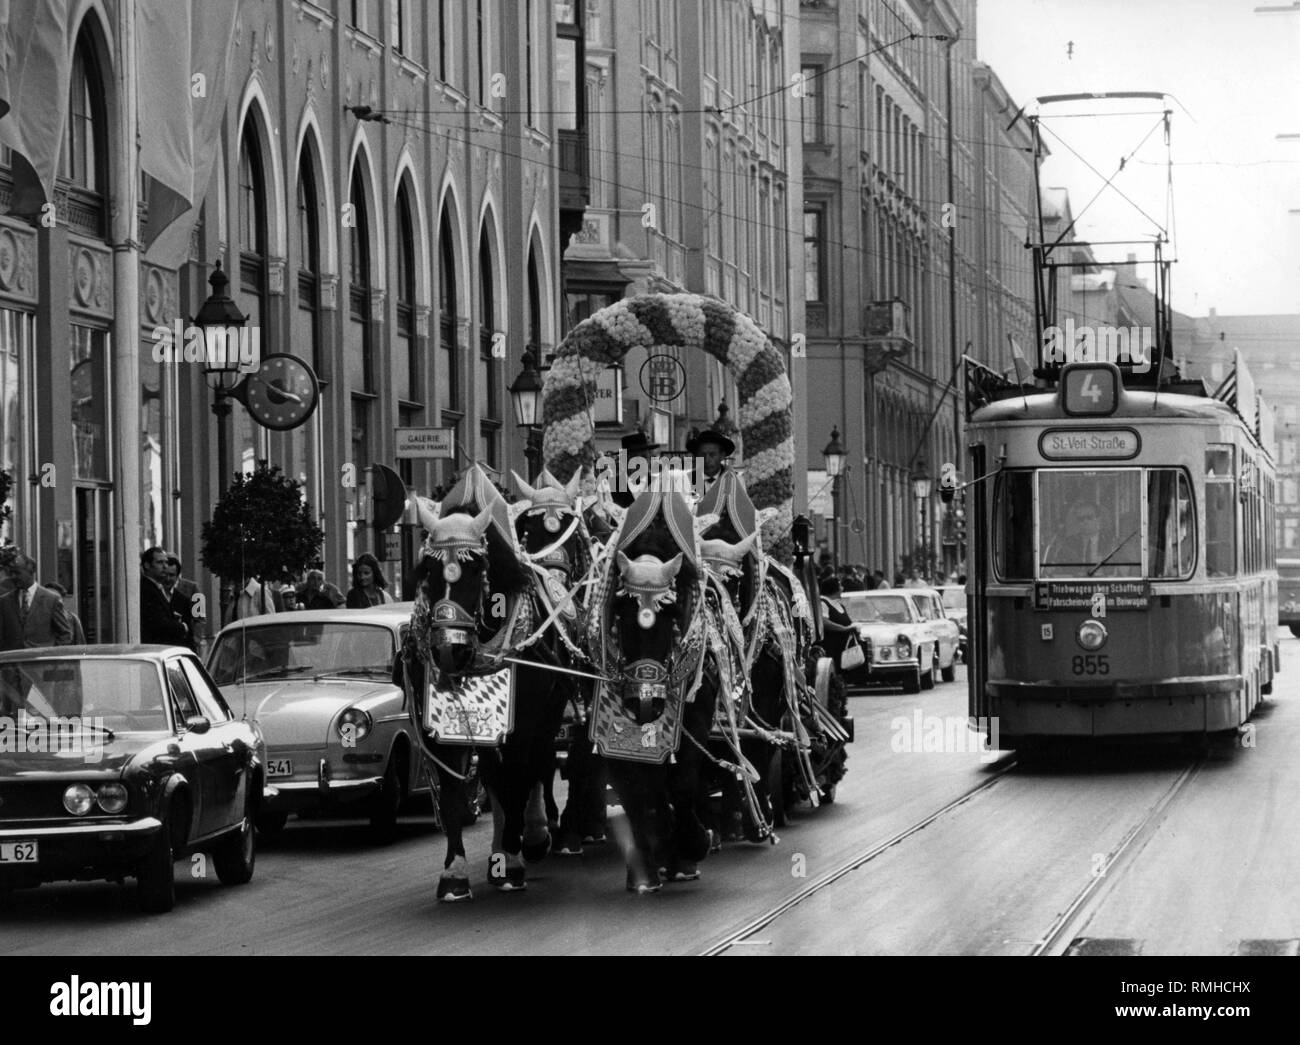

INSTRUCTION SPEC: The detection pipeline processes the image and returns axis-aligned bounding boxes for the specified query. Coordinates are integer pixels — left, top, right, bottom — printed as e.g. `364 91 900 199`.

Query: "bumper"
0 817 162 885
844 657 919 685
263 758 383 813
986 675 1246 737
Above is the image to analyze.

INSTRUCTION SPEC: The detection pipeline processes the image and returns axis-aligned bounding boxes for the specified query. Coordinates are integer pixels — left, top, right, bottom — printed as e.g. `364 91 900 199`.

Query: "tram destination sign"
1039 427 1140 460
1034 581 1151 611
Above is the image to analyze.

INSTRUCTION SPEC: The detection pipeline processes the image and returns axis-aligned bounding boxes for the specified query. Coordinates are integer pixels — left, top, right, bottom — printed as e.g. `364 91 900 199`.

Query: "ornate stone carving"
320 274 339 310
266 22 276 62
321 50 330 90
268 257 286 295
67 241 112 316
414 305 430 338
143 266 164 324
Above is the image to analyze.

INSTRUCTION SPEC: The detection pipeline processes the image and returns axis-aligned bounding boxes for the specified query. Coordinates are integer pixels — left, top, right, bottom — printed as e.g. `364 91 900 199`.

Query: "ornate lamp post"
912 463 933 582
822 426 847 570
195 260 247 498
509 349 546 480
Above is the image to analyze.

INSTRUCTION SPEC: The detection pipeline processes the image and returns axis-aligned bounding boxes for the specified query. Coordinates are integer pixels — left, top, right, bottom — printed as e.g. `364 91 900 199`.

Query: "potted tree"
201 462 325 625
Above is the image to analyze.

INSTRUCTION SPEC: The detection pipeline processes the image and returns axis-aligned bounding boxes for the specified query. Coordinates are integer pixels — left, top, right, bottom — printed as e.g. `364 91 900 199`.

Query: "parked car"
0 646 263 913
937 585 968 660
838 590 952 693
207 605 432 842
904 588 961 681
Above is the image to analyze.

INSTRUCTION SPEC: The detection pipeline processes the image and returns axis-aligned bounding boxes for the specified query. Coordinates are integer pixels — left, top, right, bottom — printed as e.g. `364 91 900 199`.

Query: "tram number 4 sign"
1034 581 1151 611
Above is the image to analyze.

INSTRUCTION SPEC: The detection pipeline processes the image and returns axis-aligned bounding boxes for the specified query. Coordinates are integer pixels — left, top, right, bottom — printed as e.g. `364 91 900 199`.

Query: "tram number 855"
1072 654 1109 676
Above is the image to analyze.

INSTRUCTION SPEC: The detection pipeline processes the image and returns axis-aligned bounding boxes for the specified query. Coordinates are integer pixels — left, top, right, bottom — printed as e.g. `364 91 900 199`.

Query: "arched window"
478 229 499 469
237 123 269 476
296 156 320 373
396 186 418 406
348 166 372 393
526 244 542 354
438 207 460 414
61 28 107 234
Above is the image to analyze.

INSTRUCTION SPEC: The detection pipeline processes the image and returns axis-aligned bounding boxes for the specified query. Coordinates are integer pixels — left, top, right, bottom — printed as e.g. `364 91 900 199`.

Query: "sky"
977 0 1300 318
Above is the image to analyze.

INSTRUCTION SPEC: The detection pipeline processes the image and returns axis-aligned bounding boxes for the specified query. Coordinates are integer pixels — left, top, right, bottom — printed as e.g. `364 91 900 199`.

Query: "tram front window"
1039 470 1142 579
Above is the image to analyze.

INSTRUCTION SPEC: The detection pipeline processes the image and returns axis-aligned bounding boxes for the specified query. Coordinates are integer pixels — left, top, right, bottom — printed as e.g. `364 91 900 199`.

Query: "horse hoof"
555 831 584 856
488 858 528 891
437 878 473 902
626 870 662 894
521 833 552 864
659 863 700 883
582 832 607 845
708 830 722 853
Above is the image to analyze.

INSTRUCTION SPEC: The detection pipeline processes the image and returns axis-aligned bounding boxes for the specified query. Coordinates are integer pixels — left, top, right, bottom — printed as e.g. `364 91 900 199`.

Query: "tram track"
1030 753 1206 956
699 753 1021 956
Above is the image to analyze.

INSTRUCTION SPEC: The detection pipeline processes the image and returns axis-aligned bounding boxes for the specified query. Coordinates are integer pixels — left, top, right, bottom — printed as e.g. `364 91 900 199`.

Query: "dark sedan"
0 646 265 913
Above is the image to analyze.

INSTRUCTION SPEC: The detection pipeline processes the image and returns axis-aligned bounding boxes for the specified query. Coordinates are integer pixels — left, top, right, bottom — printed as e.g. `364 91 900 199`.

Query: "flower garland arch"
541 293 795 563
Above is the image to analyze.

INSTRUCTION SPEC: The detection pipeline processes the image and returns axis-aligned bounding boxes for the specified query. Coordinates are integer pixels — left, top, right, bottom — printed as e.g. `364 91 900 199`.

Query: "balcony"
862 297 913 373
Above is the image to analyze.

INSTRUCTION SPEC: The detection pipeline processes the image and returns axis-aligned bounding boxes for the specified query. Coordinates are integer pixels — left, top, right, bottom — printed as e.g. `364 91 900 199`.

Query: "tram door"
968 444 989 721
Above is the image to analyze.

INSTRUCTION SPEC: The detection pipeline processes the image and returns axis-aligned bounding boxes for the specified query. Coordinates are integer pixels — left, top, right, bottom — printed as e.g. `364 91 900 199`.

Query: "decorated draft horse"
398 466 572 900
509 468 611 855
583 483 735 891
697 471 850 838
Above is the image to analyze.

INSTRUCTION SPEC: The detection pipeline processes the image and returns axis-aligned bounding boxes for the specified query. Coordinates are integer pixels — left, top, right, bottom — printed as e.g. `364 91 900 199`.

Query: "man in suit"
165 554 202 651
684 427 736 488
611 429 661 509
0 554 74 650
42 582 85 644
1045 501 1138 577
141 546 192 647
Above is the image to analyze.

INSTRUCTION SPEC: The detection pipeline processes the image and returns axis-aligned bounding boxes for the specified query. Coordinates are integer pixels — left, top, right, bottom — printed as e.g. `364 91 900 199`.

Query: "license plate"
267 758 293 777
0 840 38 864
554 723 575 743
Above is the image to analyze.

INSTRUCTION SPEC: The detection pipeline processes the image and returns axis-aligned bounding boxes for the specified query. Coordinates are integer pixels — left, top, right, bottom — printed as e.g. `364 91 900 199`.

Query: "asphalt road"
5 633 1298 955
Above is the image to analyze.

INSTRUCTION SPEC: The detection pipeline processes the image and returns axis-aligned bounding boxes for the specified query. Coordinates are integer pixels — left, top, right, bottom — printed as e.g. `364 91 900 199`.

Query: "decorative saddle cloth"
422 660 515 745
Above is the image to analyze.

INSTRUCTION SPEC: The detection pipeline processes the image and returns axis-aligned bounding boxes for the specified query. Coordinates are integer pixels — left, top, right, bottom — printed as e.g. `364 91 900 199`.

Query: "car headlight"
879 647 892 660
63 783 96 816
96 783 128 814
337 708 373 742
1076 619 1108 651
896 635 912 658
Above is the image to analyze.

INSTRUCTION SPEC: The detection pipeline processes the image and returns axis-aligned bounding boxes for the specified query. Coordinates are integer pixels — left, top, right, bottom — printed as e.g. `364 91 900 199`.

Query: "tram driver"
1044 499 1139 577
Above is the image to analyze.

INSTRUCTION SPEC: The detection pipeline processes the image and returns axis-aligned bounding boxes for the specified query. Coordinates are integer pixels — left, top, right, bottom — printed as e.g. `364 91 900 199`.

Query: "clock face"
242 353 320 431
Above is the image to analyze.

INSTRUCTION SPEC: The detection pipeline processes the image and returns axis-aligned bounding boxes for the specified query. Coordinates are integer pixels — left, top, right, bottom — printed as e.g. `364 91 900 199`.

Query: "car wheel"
1290 625 1300 639
369 750 405 843
820 782 837 805
901 668 921 694
213 794 256 886
941 656 957 683
255 810 288 836
136 811 177 914
919 650 936 690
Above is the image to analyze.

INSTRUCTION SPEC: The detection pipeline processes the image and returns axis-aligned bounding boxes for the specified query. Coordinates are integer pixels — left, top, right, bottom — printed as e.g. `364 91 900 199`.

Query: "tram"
962 355 1278 744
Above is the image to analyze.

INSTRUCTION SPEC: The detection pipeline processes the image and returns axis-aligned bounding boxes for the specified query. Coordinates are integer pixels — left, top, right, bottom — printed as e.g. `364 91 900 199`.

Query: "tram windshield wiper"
1088 528 1141 576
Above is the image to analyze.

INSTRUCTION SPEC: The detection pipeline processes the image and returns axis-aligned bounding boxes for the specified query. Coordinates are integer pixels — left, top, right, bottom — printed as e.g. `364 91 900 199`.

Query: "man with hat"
685 427 736 489
611 428 661 508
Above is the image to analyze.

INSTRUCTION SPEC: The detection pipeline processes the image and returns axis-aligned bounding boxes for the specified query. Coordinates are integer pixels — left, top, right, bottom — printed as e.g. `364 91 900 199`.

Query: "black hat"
685 428 736 456
621 429 660 455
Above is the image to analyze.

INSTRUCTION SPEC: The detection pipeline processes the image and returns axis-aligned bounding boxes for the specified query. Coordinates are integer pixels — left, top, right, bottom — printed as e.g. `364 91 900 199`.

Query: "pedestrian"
140 546 192 646
165 554 201 651
346 553 394 608
298 568 345 610
42 582 86 645
873 570 889 589
817 576 858 667
0 555 74 650
227 575 278 624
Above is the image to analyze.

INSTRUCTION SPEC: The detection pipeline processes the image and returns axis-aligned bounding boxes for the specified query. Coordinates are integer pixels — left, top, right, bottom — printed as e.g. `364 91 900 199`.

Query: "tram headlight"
1076 619 1108 651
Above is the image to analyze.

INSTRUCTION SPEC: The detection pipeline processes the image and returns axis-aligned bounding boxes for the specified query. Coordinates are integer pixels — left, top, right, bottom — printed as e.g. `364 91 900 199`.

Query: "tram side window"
993 470 1034 581
1205 446 1236 577
1147 469 1195 579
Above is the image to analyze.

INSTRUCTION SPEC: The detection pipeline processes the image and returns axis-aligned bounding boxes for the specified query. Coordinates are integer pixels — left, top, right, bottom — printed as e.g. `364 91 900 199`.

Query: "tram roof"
970 388 1234 426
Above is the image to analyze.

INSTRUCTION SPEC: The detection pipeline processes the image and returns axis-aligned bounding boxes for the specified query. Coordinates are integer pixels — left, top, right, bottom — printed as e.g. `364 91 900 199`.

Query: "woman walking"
345 553 395 608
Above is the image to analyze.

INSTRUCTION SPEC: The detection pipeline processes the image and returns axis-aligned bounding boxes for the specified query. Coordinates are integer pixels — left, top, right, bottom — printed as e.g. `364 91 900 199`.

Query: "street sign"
381 531 401 562
395 427 455 459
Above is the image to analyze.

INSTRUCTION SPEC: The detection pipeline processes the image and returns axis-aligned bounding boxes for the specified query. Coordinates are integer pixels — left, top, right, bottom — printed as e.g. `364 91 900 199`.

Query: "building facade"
799 0 1036 579
0 0 568 640
564 0 806 474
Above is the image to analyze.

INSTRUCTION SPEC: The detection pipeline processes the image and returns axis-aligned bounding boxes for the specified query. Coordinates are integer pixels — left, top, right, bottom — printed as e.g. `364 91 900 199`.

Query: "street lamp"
912 464 932 582
195 260 247 497
823 427 847 569
509 349 546 480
